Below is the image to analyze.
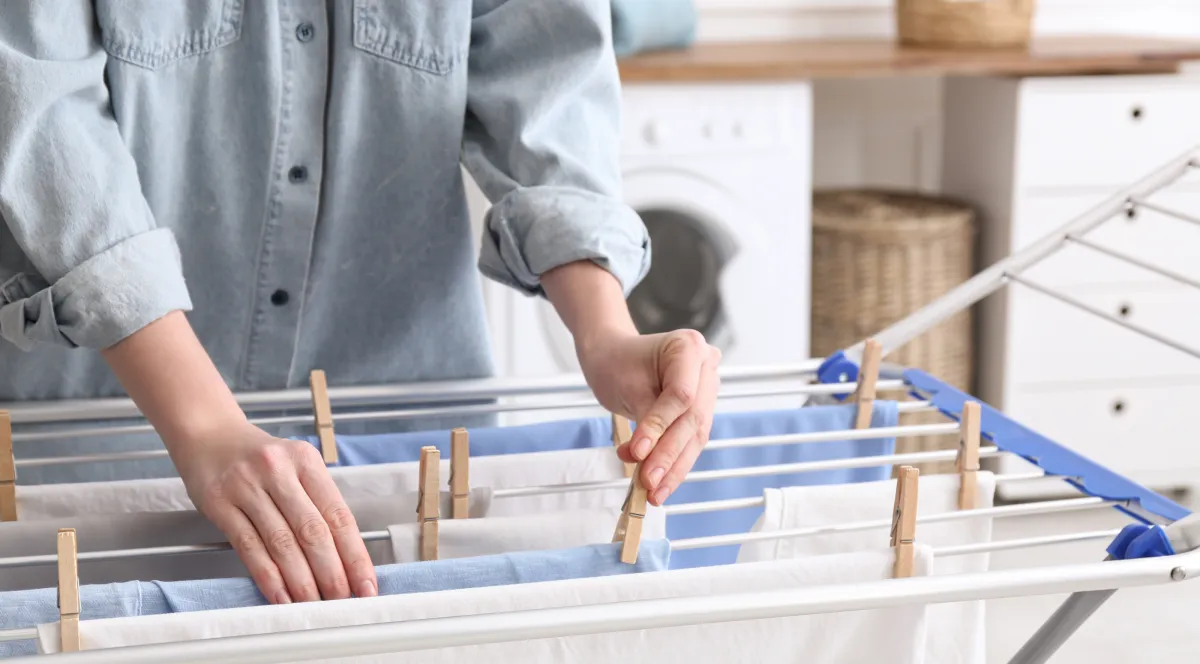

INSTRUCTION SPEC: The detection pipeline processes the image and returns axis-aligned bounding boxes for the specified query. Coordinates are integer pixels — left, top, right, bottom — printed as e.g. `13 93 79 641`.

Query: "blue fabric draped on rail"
298 402 899 569
0 541 670 658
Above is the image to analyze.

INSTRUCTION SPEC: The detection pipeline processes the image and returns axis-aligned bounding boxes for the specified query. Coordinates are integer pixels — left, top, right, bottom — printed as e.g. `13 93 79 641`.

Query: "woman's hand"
577 329 720 506
177 423 378 604
541 261 722 506
101 311 377 604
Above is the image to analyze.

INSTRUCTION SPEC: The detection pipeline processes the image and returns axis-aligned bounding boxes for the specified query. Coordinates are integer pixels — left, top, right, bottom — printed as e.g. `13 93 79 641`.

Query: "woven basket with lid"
896 0 1036 49
811 189 976 475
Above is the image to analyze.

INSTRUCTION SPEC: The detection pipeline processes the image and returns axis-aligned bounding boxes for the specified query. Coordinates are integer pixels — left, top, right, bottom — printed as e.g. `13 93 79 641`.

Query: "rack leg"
1007 558 1116 664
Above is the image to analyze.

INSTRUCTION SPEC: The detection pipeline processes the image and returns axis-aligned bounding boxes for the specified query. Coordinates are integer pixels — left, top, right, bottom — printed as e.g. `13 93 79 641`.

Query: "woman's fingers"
653 432 706 507
207 501 292 604
643 346 721 505
188 431 376 605
296 449 378 599
263 446 355 600
629 330 707 461
229 450 322 602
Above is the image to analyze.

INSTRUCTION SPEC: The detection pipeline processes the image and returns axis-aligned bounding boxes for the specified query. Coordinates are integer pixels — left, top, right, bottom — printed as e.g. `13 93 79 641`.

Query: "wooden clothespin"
417 446 439 561
611 414 636 478
957 401 982 510
57 528 81 652
308 370 337 465
611 461 648 564
890 466 919 579
449 428 469 519
852 339 883 429
0 410 16 522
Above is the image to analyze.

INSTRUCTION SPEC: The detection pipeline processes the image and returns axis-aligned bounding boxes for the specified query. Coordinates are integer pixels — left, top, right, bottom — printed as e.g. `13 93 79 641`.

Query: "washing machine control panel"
621 85 805 156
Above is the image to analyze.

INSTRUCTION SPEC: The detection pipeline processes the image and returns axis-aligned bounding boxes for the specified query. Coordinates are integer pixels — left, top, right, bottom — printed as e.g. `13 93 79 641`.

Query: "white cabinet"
942 73 1200 492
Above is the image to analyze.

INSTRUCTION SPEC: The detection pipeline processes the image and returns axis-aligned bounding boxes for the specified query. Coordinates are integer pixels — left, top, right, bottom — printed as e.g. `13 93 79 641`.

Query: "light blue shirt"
0 539 672 658
0 0 650 402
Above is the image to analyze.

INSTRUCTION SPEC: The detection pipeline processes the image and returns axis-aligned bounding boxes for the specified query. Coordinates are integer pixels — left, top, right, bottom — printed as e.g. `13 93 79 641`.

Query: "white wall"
693 0 1200 191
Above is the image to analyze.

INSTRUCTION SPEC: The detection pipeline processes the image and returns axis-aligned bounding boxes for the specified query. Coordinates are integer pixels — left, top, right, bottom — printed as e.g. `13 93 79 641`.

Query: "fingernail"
634 437 652 460
653 487 671 505
648 467 665 488
275 590 292 605
358 579 377 598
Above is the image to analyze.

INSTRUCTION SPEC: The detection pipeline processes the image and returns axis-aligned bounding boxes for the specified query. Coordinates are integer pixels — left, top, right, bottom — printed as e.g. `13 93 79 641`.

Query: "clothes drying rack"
1 146 1199 662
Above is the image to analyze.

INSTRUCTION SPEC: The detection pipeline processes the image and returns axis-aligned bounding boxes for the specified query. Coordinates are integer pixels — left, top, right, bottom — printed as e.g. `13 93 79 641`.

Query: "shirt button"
288 166 308 183
296 22 315 42
270 289 290 306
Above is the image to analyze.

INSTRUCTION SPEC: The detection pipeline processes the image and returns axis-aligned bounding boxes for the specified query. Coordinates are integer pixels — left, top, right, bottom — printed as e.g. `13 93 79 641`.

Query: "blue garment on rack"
301 403 899 569
662 402 897 568
611 0 697 57
0 540 670 658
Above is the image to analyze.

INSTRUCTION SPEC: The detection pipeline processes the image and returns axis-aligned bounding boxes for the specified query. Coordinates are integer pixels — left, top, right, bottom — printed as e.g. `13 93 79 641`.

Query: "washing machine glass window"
628 207 735 346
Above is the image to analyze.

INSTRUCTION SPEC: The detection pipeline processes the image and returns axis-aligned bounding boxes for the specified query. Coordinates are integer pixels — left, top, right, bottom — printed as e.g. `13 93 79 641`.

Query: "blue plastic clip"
1107 524 1175 560
816 351 861 402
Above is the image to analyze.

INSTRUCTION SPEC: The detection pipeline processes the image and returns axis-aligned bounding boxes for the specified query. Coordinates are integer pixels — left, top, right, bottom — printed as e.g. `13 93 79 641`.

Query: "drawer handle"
1117 303 1133 318
1131 105 1144 121
1112 399 1127 415
1125 206 1137 221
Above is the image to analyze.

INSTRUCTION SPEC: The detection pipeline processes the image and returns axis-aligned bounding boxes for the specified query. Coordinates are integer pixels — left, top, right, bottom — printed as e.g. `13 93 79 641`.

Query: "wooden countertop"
617 36 1200 82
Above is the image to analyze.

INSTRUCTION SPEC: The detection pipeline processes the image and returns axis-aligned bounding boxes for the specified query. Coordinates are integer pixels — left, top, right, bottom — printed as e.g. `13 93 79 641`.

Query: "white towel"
0 490 492 590
387 507 667 563
16 447 626 519
39 547 934 663
736 472 996 664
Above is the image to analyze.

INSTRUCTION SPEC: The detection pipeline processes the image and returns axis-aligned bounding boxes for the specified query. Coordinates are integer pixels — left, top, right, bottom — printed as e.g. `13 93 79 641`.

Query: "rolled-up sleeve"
0 1 191 351
462 0 651 297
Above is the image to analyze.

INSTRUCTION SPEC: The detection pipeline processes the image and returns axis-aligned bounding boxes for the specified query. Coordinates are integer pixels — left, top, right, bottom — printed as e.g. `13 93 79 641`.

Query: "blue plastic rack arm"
903 369 1190 526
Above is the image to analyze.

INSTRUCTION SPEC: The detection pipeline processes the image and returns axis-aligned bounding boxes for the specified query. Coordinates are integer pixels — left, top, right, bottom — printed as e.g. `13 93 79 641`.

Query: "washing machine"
467 82 814 425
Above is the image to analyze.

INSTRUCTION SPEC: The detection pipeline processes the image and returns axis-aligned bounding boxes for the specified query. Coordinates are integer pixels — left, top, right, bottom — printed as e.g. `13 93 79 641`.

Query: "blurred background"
464 1 1200 661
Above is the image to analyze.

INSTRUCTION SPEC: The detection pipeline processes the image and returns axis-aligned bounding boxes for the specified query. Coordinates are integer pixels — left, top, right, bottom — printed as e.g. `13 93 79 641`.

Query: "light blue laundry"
0 540 670 658
663 402 897 568
611 0 697 57
300 402 898 569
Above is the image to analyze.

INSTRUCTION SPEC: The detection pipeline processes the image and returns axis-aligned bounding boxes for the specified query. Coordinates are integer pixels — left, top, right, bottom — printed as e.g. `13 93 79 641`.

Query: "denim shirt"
0 0 650 403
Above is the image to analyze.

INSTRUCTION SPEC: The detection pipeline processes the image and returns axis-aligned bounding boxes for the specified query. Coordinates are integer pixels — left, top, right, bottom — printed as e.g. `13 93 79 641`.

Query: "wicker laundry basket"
811 189 976 475
896 0 1036 49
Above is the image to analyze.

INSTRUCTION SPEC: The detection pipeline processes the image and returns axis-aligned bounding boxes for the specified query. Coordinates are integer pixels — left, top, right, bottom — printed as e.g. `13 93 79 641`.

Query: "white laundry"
15 447 626 519
736 471 996 664
0 490 491 590
39 547 934 663
326 446 630 517
387 507 666 563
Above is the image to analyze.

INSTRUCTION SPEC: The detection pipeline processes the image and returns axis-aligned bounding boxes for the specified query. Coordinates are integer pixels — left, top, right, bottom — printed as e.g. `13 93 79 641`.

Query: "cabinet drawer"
1015 77 1200 191
1007 283 1200 385
1013 191 1200 287
1006 383 1200 479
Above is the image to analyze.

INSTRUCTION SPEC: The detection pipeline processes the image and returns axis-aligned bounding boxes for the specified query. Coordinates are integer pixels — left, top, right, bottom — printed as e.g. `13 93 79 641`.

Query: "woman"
0 1 720 604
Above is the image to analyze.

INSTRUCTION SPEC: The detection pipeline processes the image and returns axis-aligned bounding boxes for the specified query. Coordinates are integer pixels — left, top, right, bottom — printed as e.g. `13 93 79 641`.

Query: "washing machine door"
538 168 747 369
625 169 745 350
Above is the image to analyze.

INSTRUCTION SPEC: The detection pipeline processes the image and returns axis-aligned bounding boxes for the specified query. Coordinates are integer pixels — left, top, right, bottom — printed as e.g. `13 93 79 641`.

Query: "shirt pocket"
94 0 244 70
352 0 472 75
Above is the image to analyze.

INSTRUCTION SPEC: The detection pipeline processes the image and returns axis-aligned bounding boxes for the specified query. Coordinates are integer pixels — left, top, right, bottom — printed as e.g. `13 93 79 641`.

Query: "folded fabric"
0 540 670 659
14 448 615 520
387 507 666 563
37 545 930 662
0 490 493 591
611 0 697 57
322 447 631 519
736 472 997 664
